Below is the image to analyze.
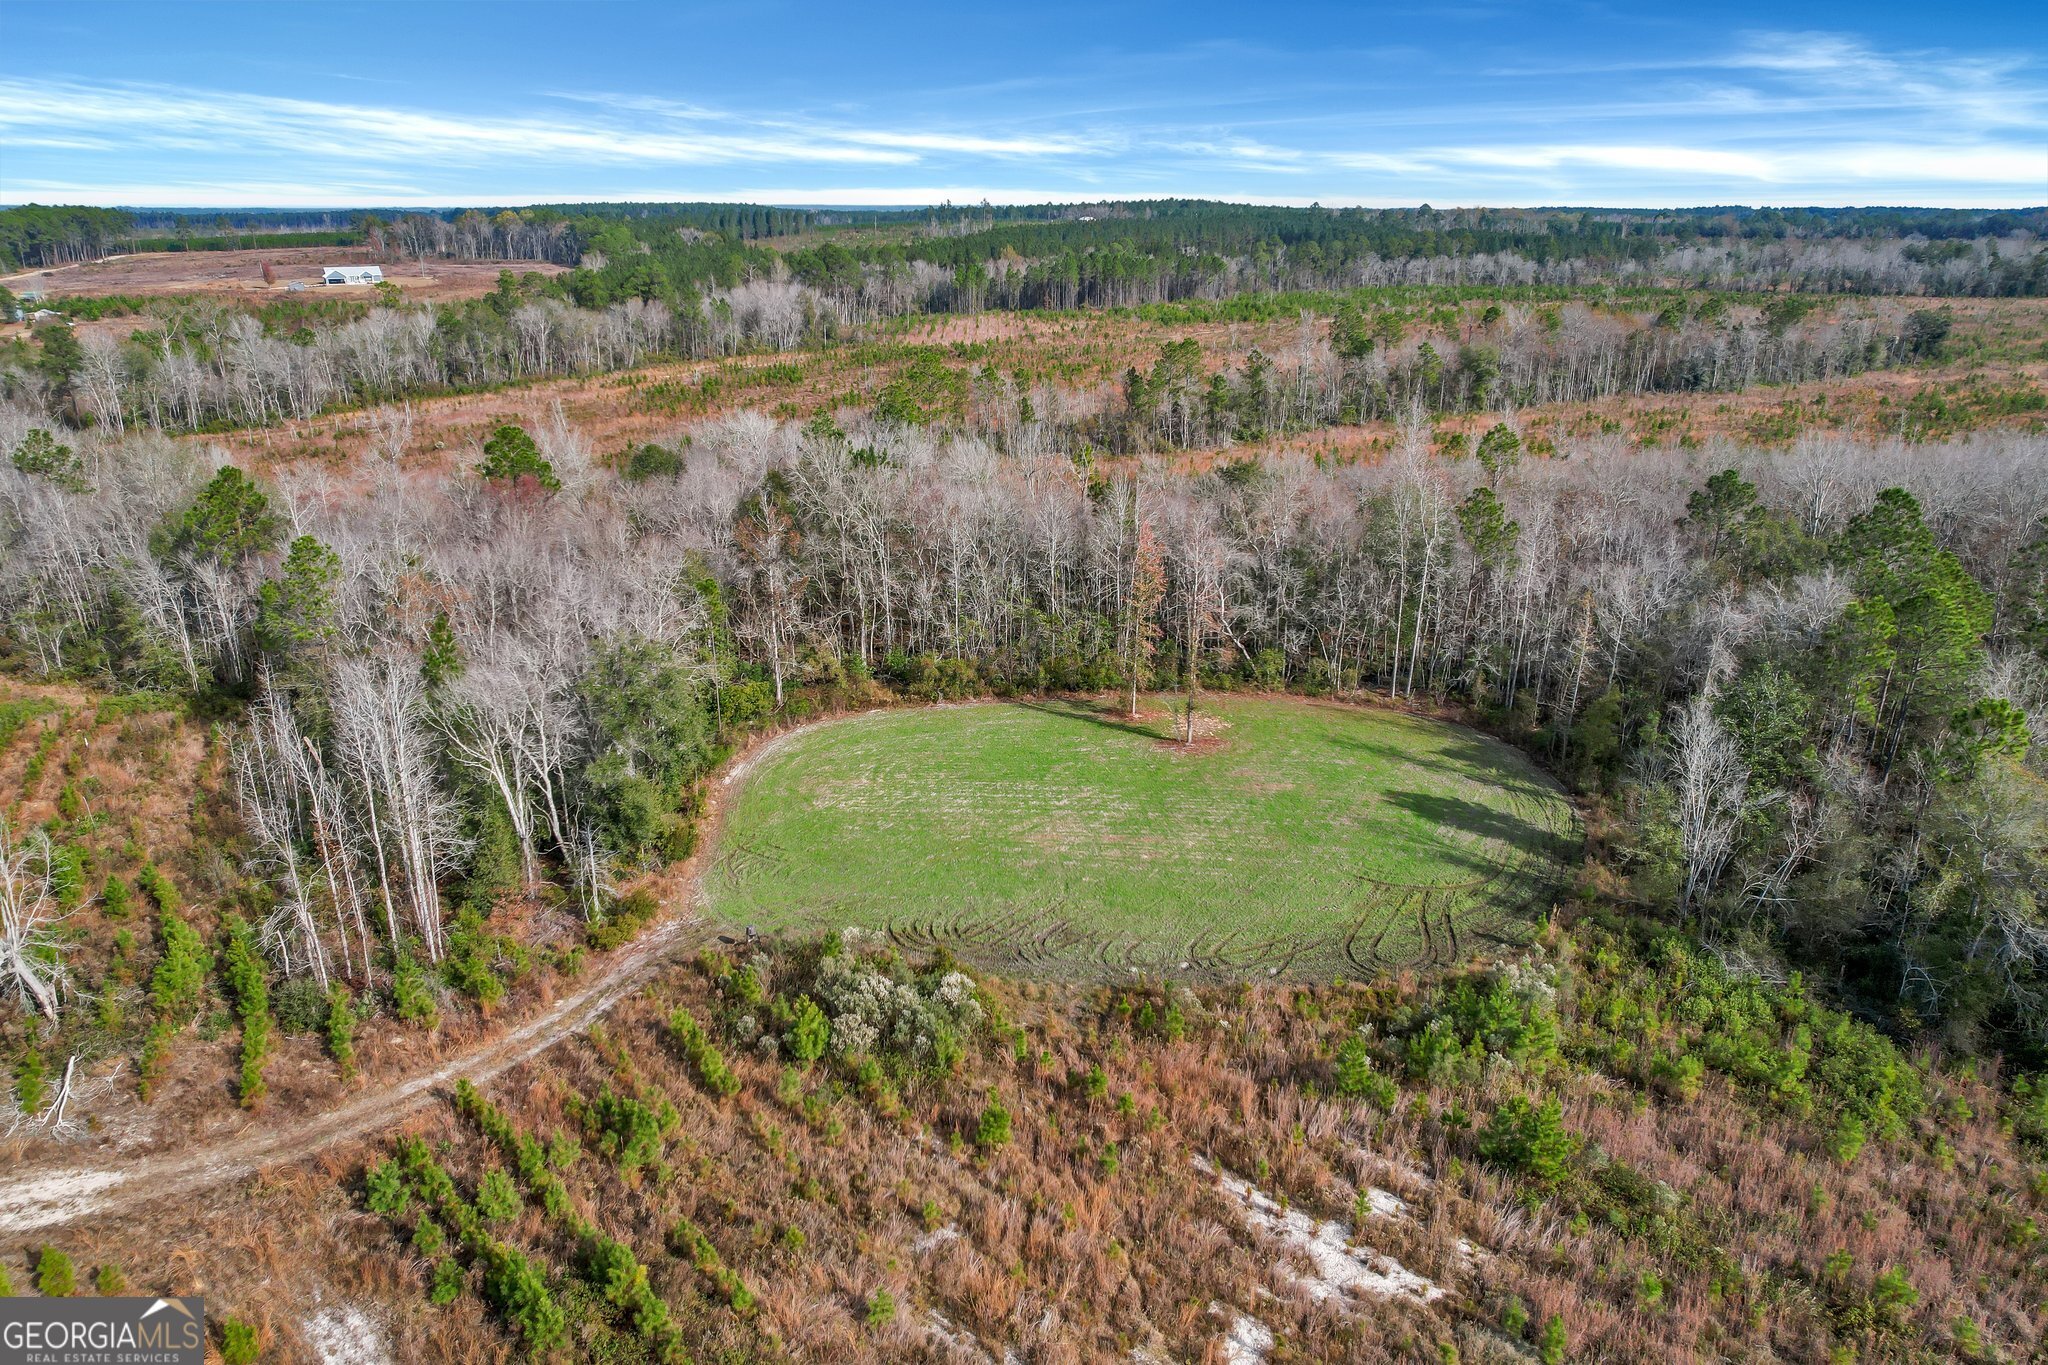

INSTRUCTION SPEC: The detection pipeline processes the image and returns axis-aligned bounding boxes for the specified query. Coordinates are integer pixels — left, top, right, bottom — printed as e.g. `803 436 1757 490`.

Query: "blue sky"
2 1 2044 209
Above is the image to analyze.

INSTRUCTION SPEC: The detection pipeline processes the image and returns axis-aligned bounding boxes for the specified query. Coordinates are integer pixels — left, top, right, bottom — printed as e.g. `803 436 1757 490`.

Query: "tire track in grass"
725 699 1580 979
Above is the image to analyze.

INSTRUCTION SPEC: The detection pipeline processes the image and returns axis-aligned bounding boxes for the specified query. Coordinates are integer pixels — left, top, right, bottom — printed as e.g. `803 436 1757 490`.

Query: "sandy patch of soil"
1 248 564 302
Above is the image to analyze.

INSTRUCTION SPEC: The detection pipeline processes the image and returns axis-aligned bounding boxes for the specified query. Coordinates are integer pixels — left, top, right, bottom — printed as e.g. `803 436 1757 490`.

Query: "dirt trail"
0 703 860 1237
0 908 717 1236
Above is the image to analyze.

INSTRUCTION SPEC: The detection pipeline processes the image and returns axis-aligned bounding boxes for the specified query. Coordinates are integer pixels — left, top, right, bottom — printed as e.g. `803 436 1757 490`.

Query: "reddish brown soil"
1 247 563 303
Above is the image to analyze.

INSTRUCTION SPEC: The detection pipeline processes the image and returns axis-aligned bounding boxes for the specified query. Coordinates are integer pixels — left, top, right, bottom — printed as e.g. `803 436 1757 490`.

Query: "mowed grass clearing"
702 696 1578 980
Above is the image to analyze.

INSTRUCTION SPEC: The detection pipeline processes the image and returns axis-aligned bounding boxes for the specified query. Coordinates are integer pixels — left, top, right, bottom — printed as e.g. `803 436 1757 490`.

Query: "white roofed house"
321 265 385 285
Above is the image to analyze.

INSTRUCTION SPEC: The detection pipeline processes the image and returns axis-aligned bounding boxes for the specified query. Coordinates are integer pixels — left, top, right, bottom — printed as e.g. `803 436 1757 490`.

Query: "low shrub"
272 976 328 1033
149 907 212 1025
35 1247 73 1296
219 1319 259 1365
136 863 181 915
479 1242 567 1352
1649 1051 1704 1102
364 1160 410 1217
1405 967 1560 1083
1479 1095 1576 1187
784 995 829 1064
587 888 659 952
326 988 356 1078
392 948 440 1029
220 917 272 1108
1333 1035 1397 1106
577 1085 680 1176
13 1047 46 1115
429 1258 464 1305
669 1008 741 1097
99 875 132 920
475 1169 522 1222
443 909 519 1008
976 1098 1013 1150
137 1022 173 1103
668 1218 757 1316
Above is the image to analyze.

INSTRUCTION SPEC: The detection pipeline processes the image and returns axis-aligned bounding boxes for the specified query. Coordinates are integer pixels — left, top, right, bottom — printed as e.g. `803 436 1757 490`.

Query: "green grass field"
702 696 1578 980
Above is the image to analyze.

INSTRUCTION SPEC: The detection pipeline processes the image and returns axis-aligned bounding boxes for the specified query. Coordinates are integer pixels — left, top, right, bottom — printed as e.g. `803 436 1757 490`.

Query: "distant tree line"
9 200 2043 294
1 271 1959 440
0 206 138 270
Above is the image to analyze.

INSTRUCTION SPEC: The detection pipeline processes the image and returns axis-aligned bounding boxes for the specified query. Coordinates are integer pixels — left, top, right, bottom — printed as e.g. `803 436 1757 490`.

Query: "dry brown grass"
173 295 2048 483
4 686 2042 1361
12 934 2014 1363
0 247 564 304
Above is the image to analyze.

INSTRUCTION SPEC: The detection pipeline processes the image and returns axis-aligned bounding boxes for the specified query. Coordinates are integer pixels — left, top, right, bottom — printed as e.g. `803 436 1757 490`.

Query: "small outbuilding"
321 265 385 285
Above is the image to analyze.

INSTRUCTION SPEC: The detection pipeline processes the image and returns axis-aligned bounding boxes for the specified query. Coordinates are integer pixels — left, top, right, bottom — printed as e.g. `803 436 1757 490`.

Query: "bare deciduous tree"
1670 691 1776 920
0 815 67 1019
334 656 465 961
232 679 336 989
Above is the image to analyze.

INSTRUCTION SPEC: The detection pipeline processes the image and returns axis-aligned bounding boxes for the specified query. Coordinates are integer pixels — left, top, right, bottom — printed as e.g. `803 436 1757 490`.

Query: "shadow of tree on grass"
1015 698 1173 744
1383 789 1556 856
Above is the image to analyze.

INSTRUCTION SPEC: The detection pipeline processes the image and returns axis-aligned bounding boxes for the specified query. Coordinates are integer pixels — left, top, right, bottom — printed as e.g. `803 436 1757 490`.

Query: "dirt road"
0 703 856 1237
0 908 716 1235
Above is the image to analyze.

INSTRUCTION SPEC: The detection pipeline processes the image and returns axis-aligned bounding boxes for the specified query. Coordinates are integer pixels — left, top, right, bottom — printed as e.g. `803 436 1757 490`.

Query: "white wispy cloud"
1434 146 1780 180
827 129 1105 156
1723 31 2045 131
0 79 1108 170
1324 151 1452 176
1357 141 2047 187
1166 138 1308 171
3 178 439 206
1481 30 2047 131
547 91 1106 157
2 27 2043 209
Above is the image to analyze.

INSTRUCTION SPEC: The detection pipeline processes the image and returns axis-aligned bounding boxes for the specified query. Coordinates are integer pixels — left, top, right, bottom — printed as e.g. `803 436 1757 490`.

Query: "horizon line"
6 195 2045 215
